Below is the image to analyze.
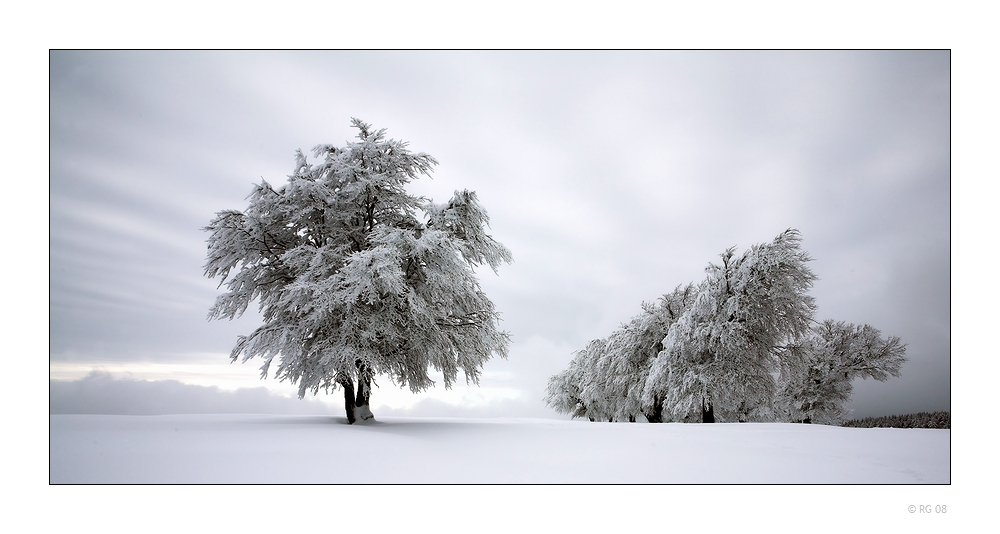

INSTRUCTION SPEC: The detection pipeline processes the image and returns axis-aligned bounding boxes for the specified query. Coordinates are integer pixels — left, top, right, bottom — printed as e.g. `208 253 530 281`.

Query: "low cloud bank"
50 371 331 415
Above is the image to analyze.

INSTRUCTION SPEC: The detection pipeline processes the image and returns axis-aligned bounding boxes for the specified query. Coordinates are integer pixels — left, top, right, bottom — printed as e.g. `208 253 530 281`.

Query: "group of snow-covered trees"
545 230 906 425
204 119 512 423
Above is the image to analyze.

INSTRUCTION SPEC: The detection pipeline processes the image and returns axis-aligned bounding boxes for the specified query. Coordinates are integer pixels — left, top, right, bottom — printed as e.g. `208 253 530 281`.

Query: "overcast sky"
49 50 949 419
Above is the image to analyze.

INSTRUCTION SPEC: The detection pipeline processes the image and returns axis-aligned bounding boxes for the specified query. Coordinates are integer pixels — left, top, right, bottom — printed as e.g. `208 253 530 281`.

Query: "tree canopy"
205 119 512 423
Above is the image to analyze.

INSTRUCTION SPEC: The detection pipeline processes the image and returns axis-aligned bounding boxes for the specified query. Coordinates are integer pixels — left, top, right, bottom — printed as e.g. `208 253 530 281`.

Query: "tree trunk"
352 361 375 423
645 396 664 423
701 398 715 423
340 377 357 424
337 368 376 424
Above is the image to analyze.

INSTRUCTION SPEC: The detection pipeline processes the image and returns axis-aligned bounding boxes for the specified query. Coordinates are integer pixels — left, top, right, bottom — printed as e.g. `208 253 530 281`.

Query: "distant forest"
841 411 950 429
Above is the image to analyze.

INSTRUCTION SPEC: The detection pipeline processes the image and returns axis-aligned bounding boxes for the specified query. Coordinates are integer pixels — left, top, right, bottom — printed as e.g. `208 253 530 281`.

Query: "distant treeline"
841 411 950 429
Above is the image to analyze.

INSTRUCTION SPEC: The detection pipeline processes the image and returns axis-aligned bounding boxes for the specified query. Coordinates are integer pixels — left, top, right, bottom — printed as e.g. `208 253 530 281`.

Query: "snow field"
50 414 949 484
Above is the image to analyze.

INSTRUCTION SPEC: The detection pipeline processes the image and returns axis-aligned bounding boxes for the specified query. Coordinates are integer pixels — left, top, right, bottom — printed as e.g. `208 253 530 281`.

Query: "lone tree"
204 119 512 423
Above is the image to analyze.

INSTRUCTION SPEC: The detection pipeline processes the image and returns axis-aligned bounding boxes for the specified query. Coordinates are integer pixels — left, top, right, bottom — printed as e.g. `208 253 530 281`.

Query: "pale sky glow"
50 50 950 419
49 359 527 411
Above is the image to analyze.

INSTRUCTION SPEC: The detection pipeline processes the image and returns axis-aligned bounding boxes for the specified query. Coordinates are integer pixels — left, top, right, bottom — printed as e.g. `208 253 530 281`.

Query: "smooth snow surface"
50 415 949 484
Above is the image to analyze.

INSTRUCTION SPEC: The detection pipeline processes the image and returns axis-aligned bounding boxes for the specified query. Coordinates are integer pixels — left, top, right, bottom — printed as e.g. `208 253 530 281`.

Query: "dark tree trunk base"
338 364 377 424
342 380 357 424
645 398 664 423
702 399 715 423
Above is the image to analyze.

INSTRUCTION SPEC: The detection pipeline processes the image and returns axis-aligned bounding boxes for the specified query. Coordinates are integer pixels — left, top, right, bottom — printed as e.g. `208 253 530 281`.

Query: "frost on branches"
775 320 906 425
545 229 907 425
544 284 695 422
204 119 512 424
644 229 817 423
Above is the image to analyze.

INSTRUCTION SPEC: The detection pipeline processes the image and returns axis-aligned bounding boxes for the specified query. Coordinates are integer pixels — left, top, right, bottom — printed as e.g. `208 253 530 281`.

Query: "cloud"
50 371 331 415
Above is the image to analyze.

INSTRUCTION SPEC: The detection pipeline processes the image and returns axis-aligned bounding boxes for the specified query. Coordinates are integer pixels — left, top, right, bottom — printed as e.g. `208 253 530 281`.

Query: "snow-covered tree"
776 320 906 424
545 284 696 422
583 313 659 422
204 119 512 423
643 229 817 422
545 339 600 420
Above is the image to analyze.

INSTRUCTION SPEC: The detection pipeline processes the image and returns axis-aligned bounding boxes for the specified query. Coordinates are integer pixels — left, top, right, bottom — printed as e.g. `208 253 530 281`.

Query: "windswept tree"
776 320 906 424
545 339 602 420
583 312 661 422
204 119 512 423
545 284 696 422
643 229 817 422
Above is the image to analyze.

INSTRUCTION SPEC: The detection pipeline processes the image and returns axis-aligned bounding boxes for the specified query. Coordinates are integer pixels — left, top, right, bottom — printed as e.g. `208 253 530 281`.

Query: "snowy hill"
50 414 949 484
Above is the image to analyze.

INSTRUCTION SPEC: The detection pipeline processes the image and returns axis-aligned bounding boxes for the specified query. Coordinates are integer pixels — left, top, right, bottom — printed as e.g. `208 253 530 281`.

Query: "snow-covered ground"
50 414 949 483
